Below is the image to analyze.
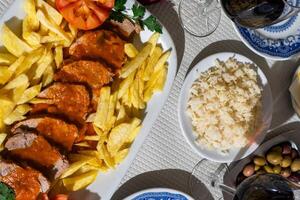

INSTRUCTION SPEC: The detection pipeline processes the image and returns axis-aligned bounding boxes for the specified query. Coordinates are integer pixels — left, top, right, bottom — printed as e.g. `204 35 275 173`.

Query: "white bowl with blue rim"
233 4 300 60
124 188 193 200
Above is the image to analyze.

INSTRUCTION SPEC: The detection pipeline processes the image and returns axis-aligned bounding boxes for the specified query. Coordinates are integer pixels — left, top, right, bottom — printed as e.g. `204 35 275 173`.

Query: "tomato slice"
56 0 114 30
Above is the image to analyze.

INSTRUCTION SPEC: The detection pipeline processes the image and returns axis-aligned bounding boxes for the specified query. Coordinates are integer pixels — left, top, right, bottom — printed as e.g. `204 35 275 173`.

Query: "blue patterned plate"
124 188 193 200
234 5 300 60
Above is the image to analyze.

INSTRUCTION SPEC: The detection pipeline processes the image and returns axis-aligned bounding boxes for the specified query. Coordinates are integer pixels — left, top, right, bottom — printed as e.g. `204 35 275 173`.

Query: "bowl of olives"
223 130 300 190
237 142 300 185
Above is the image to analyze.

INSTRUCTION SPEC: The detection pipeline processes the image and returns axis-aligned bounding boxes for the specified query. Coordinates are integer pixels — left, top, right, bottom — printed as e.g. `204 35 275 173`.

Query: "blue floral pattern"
263 15 297 33
237 25 300 58
132 192 189 200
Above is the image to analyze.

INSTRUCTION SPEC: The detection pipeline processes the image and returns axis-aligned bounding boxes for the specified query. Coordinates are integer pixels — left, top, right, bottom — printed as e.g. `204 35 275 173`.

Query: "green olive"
291 159 300 172
254 156 266 166
267 151 283 165
264 165 273 173
281 168 291 178
281 156 292 168
273 165 281 174
254 165 260 171
271 146 282 153
256 170 265 175
243 164 255 177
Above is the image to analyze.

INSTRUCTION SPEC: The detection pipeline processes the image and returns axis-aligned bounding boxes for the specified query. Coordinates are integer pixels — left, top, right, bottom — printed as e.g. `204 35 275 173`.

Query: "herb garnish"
0 182 15 200
109 0 163 33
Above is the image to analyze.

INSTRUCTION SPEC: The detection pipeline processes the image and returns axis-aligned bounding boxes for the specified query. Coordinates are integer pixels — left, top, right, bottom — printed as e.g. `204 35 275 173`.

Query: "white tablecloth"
112 0 300 199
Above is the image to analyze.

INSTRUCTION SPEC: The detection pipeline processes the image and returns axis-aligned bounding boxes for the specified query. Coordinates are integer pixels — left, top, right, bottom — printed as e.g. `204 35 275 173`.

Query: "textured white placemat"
112 0 300 200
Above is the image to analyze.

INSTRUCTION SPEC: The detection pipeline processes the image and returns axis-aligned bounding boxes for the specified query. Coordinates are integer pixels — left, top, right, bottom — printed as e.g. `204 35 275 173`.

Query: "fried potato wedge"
54 46 63 68
61 160 89 179
63 170 98 191
13 84 29 103
36 9 71 42
0 66 13 85
94 87 111 131
120 43 152 78
3 74 28 90
124 43 138 58
17 84 42 105
4 104 31 125
1 24 32 57
114 148 129 164
0 53 16 65
143 46 163 81
42 64 54 87
148 32 160 55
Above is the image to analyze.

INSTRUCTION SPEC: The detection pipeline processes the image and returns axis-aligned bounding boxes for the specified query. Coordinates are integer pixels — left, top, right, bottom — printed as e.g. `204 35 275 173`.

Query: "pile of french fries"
0 0 77 150
60 33 170 191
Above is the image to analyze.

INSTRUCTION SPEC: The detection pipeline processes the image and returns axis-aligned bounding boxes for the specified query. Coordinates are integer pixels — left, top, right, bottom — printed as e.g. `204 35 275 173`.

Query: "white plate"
233 13 300 61
0 0 178 199
223 129 300 190
178 52 273 163
124 188 193 200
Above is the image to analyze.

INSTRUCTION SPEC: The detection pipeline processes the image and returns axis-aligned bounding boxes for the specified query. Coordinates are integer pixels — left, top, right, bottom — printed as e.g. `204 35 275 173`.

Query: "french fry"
0 97 15 117
61 160 89 179
98 144 115 168
94 87 111 131
17 84 42 105
118 71 135 99
3 74 28 90
114 148 129 164
34 47 53 79
126 125 141 144
42 64 54 87
0 67 13 85
4 104 31 125
63 170 98 191
1 24 33 57
120 43 152 78
84 135 101 141
124 43 138 58
153 51 171 73
22 16 41 47
36 0 63 25
13 84 29 103
54 46 63 68
8 56 25 73
107 123 132 156
15 48 44 76
74 142 90 147
24 0 39 30
148 32 160 55
153 66 167 92
69 154 94 163
0 133 7 151
0 53 16 65
36 9 71 42
143 46 163 81
105 92 118 131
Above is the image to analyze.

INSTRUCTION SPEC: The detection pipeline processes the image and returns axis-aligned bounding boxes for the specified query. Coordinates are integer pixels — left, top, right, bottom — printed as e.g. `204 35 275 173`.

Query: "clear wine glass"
178 0 300 37
189 159 299 200
178 0 221 37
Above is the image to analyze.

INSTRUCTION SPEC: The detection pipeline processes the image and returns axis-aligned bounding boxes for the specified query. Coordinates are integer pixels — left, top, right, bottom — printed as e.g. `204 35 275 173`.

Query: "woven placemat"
112 0 300 199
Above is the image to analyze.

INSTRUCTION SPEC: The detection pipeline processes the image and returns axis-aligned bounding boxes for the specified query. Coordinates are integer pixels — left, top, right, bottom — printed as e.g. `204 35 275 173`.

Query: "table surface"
111 0 300 199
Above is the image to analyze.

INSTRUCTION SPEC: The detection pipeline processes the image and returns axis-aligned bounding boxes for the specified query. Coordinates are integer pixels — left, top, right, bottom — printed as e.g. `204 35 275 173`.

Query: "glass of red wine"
178 0 300 37
189 159 298 200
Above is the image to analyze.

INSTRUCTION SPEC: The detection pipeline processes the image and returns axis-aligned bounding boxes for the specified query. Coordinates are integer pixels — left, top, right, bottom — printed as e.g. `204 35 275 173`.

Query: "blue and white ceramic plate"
234 10 300 60
124 188 193 200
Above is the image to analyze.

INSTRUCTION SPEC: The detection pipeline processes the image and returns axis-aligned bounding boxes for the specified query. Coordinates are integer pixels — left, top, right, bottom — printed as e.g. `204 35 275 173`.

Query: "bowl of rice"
178 52 272 162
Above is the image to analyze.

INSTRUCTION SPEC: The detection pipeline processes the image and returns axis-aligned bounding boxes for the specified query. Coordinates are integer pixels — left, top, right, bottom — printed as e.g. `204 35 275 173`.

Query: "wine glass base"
179 0 221 37
189 159 228 199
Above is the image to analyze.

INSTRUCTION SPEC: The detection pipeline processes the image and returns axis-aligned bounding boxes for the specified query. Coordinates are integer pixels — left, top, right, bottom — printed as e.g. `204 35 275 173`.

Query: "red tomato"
55 0 115 30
